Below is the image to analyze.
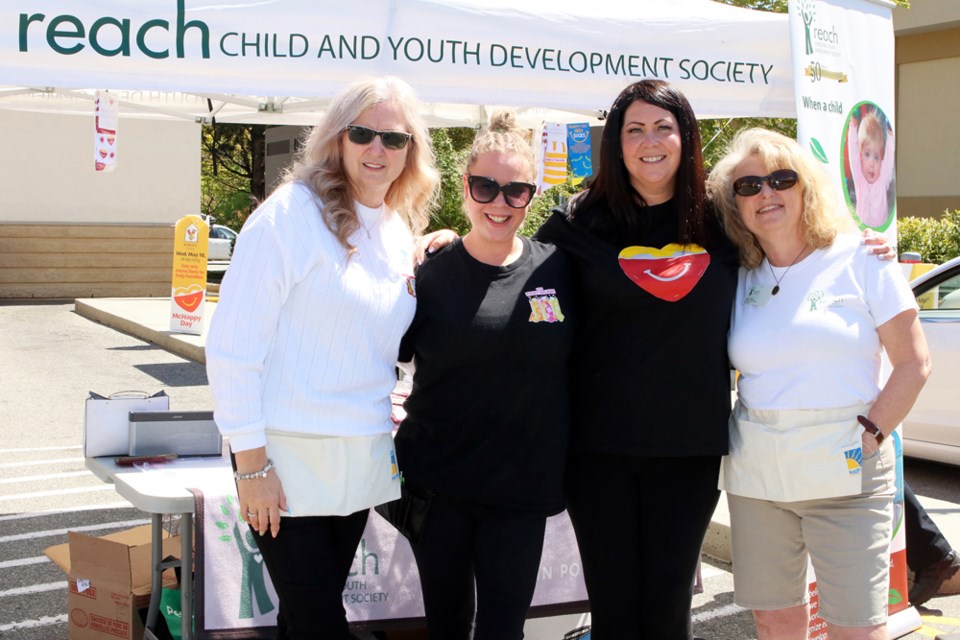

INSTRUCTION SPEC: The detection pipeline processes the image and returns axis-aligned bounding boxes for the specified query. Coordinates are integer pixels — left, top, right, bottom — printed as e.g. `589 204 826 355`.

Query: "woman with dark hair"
533 79 737 639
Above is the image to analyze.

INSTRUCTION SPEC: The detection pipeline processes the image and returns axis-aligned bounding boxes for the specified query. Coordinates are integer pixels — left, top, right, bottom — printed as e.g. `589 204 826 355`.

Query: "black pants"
409 493 547 640
252 510 369 640
905 482 952 572
565 453 721 640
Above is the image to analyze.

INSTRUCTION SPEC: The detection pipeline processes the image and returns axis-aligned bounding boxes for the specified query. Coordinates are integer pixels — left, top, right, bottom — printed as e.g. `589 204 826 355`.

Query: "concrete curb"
75 298 209 364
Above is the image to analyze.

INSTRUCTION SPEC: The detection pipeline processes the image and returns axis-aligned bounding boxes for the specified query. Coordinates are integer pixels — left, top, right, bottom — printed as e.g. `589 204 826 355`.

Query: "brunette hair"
572 79 709 245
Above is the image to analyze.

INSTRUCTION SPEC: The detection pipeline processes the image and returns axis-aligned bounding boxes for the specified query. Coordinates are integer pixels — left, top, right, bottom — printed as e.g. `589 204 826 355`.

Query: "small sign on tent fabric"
567 123 592 184
538 122 568 193
94 90 118 172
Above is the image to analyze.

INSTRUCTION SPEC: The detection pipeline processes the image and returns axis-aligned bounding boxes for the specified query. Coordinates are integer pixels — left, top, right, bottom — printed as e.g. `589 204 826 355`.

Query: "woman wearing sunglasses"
206 76 438 639
393 110 576 640
417 81 895 639
708 128 929 640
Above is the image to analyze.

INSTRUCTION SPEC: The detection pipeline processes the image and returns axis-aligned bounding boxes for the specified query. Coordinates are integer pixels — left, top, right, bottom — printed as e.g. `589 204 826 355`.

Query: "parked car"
902 255 960 466
208 224 238 262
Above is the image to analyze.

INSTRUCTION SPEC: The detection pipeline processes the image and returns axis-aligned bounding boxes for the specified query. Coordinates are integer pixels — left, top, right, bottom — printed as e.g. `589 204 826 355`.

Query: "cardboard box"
45 525 181 640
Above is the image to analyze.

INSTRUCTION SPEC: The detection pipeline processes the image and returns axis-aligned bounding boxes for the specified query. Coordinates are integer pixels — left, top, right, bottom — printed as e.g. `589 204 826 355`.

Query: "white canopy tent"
0 0 795 298
1 0 794 127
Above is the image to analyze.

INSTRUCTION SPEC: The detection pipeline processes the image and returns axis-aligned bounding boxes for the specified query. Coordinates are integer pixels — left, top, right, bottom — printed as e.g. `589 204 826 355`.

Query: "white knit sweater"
206 182 416 452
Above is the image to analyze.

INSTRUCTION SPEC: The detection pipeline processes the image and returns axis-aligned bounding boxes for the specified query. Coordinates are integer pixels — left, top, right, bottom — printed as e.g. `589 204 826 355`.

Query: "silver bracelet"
234 459 274 481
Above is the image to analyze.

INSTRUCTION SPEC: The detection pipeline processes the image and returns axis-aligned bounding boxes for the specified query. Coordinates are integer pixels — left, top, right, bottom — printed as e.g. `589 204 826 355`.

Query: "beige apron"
265 429 400 517
720 402 871 502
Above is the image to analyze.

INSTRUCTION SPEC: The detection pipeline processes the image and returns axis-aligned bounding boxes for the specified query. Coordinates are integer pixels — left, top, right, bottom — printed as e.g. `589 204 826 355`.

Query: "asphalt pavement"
1 299 958 640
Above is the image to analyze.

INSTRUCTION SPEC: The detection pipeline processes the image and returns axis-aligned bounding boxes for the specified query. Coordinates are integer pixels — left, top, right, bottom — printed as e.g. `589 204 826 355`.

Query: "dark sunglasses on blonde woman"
467 175 537 209
343 125 412 150
733 169 799 197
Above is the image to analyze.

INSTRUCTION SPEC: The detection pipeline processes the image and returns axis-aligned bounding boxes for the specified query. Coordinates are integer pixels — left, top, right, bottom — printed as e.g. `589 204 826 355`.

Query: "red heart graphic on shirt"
618 243 710 302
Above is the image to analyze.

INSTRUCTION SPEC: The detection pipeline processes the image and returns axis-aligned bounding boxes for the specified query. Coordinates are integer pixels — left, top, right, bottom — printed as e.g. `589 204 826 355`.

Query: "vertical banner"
790 0 897 237
94 90 118 173
170 215 209 335
566 123 593 185
790 2 920 637
537 122 568 193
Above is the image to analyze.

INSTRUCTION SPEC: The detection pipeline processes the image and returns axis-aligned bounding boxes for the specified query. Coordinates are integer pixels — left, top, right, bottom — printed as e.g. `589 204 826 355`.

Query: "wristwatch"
857 415 884 445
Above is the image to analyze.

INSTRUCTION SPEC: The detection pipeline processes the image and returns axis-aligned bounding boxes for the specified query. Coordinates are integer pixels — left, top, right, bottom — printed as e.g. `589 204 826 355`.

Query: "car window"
916 271 960 312
211 227 237 241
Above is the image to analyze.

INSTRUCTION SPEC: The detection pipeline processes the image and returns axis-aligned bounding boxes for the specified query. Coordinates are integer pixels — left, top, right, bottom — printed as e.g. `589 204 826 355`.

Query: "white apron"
720 402 871 502
265 429 400 517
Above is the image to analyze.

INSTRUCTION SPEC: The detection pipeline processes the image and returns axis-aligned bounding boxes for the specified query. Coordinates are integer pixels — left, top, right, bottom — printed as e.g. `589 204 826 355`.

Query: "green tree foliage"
713 0 788 11
200 123 266 231
522 179 584 237
426 128 472 236
711 0 909 10
897 210 960 264
700 117 797 172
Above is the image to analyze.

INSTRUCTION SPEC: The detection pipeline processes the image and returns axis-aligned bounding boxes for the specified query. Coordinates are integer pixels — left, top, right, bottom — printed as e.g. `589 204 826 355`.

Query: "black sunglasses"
733 169 799 197
343 125 412 150
467 175 537 209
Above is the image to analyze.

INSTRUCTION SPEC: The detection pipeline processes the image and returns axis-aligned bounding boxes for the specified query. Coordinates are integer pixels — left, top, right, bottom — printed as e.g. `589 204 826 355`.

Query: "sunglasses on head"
467 175 537 209
343 125 412 150
733 169 799 197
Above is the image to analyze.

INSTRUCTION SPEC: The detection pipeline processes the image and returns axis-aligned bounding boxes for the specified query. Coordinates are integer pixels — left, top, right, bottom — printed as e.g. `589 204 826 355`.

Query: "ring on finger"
246 511 258 518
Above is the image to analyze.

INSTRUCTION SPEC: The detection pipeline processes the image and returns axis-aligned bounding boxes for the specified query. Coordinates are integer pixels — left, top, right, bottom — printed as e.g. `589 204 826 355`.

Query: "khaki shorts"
728 435 895 627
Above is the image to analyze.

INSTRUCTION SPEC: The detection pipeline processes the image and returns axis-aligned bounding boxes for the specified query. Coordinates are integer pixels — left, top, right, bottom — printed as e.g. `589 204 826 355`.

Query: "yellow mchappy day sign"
170 215 209 335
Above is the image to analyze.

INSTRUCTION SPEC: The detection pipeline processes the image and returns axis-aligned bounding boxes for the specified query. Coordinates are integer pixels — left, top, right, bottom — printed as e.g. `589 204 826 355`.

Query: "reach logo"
799 0 840 57
18 0 210 59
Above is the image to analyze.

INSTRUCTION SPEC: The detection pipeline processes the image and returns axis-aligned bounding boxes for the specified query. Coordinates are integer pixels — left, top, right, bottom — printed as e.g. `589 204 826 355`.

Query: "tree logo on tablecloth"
215 496 275 618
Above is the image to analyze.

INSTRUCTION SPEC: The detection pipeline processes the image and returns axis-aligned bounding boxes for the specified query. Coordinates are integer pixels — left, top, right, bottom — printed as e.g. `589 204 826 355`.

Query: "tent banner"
790 6 915 635
790 0 897 236
2 0 795 120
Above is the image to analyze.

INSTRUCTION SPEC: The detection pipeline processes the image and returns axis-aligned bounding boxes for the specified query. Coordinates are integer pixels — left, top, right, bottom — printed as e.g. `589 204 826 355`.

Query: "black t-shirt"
395 237 576 514
534 198 738 457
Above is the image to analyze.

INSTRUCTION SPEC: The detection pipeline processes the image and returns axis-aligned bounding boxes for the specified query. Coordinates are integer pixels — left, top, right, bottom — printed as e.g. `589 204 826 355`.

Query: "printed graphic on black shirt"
526 286 566 323
617 243 711 302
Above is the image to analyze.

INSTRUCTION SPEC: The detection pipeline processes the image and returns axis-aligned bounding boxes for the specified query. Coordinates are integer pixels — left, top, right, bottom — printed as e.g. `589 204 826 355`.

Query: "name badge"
744 284 773 307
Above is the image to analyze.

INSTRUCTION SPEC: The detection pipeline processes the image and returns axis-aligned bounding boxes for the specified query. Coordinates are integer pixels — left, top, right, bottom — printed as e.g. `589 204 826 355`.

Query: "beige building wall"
894 2 960 218
0 111 200 298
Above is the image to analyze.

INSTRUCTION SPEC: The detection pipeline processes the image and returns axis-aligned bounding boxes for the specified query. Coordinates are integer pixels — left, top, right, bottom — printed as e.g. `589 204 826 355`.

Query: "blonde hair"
465 110 536 181
858 110 885 158
708 128 855 269
285 76 440 253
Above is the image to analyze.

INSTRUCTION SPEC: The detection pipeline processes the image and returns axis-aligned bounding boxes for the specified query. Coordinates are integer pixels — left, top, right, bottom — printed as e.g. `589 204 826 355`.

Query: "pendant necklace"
768 244 809 296
359 205 383 239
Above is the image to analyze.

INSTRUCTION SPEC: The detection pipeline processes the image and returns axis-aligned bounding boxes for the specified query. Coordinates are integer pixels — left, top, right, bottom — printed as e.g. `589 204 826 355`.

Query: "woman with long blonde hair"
207 76 439 639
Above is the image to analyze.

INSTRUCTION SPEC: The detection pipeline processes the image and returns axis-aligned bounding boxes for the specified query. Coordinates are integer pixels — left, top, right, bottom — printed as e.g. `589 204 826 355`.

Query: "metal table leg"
144 513 163 638
181 512 194 640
